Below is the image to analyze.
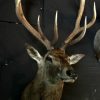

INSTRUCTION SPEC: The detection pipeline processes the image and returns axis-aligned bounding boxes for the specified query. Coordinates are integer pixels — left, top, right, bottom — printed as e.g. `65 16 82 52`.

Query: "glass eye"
46 56 52 63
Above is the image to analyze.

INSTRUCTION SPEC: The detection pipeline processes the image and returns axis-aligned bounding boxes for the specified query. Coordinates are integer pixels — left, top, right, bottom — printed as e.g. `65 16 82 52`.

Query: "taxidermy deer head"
15 0 96 100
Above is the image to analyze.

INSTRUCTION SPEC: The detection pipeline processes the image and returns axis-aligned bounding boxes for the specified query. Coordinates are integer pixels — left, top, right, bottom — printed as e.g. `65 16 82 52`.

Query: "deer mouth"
62 76 78 83
61 75 78 83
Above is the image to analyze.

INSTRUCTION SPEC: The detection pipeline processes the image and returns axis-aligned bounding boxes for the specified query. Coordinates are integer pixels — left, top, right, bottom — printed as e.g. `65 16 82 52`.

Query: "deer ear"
25 44 43 63
68 54 85 65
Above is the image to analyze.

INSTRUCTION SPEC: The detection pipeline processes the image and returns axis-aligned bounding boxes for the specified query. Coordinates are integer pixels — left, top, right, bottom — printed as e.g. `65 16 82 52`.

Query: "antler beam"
61 0 96 49
15 0 53 50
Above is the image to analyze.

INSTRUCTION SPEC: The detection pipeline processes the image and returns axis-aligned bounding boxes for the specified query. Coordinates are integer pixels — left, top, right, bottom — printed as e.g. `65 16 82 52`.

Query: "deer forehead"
46 49 70 65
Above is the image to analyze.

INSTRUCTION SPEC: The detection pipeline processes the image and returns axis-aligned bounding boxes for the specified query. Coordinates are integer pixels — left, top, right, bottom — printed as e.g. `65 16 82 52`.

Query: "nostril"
66 70 77 78
66 70 72 76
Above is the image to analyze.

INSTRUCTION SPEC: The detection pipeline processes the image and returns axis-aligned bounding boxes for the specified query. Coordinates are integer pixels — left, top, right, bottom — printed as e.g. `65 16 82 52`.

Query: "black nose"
66 70 78 79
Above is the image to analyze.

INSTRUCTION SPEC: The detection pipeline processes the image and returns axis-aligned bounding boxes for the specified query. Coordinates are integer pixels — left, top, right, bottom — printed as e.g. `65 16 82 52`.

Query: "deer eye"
46 56 52 63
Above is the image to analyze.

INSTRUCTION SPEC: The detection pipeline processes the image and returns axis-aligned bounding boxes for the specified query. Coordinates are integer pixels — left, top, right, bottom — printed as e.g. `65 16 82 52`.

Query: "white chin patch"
63 77 78 83
63 79 75 83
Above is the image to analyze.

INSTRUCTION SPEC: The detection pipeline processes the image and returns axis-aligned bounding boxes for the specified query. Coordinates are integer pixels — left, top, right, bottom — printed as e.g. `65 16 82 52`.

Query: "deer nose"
66 70 78 79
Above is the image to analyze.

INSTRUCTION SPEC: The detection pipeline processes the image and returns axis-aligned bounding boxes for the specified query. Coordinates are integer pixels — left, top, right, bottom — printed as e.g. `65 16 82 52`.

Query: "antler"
61 0 96 49
52 11 59 45
37 11 59 45
15 0 53 50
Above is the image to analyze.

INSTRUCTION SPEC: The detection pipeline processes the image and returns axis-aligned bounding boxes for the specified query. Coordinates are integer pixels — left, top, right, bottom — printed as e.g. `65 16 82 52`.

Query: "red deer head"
15 0 96 100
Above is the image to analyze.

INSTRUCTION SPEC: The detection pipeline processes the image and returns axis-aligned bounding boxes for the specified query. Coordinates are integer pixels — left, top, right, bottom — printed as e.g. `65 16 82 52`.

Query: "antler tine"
86 2 96 28
37 15 45 37
69 16 87 46
15 0 53 50
61 0 96 49
52 11 59 45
